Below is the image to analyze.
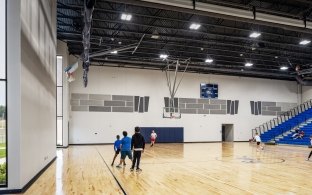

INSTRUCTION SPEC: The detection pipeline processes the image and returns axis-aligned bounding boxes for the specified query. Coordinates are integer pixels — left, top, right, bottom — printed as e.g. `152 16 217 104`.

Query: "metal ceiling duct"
142 0 193 9
196 2 253 19
256 13 304 28
305 21 312 29
140 0 307 30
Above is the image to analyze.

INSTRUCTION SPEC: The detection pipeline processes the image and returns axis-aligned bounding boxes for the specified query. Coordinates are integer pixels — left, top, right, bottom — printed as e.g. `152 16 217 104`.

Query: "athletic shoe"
116 165 122 168
306 158 310 161
136 168 142 172
130 168 134 171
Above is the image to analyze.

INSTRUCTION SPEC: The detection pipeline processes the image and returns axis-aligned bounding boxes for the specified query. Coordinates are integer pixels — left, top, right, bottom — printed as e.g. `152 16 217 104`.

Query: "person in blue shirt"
116 131 132 168
111 135 121 166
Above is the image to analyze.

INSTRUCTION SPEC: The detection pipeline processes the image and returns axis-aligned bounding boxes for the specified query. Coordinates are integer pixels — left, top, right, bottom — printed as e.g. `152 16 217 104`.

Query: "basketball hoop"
163 107 181 119
162 58 190 119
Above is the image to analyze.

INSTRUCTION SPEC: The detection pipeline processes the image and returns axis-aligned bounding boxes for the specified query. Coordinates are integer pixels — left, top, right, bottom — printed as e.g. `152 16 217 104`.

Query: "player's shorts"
121 151 132 159
257 142 260 145
151 138 156 142
115 149 120 154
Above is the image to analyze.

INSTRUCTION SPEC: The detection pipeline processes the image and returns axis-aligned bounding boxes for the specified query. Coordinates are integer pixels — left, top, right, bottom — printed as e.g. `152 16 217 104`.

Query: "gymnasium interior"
1 0 312 194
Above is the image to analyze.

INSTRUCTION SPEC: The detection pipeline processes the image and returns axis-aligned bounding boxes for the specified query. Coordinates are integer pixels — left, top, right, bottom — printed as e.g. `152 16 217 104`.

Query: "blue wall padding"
140 127 184 143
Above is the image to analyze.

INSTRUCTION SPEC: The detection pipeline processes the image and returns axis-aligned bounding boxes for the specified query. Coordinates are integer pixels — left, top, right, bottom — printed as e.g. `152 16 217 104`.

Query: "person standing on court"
116 131 132 168
150 130 157 147
111 135 121 166
131 126 145 172
254 133 264 151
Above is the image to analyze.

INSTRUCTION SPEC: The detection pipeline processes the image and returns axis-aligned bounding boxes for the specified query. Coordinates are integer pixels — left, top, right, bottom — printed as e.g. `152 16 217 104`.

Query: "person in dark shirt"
131 126 145 172
116 131 132 168
292 128 300 139
111 135 121 166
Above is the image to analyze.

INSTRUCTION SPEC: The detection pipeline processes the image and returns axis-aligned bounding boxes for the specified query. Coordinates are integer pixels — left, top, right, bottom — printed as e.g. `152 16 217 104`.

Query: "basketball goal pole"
164 58 190 113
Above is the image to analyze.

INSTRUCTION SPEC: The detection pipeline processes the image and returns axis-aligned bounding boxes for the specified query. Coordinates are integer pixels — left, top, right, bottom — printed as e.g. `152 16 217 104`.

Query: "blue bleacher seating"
260 109 312 146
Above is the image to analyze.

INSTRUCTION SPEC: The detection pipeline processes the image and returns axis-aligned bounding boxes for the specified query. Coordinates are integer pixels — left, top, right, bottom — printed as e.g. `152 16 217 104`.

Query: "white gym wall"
67 57 298 144
7 0 57 189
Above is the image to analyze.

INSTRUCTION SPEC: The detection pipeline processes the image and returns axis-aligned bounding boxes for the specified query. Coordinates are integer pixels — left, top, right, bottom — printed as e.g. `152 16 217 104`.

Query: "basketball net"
67 72 75 82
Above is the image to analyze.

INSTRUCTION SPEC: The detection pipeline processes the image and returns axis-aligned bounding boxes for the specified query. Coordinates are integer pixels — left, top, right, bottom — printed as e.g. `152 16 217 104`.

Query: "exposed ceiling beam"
99 0 312 34
57 14 310 49
91 58 295 79
57 27 312 58
58 3 308 40
58 33 312 62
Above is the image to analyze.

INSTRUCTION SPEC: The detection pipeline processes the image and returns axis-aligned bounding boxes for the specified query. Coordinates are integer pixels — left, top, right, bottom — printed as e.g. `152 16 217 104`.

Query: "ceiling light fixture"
121 13 132 21
160 54 168 59
111 50 118 54
249 32 261 38
189 23 201 30
299 40 311 45
245 62 253 67
205 58 213 63
151 35 159 39
280 66 288 70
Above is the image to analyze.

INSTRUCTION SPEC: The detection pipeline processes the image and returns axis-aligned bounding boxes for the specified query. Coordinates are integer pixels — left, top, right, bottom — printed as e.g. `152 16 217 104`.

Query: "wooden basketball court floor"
20 143 312 195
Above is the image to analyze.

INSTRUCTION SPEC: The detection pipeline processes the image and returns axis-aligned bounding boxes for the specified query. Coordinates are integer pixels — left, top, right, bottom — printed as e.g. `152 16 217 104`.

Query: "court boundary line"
96 148 127 195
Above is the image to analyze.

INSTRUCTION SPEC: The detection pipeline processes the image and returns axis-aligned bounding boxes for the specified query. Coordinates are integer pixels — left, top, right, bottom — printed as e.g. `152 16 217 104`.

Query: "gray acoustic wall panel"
267 107 281 111
250 101 255 114
174 98 179 108
251 101 296 116
180 109 197 114
186 104 203 109
71 93 88 100
257 101 261 115
80 100 104 106
210 99 226 105
89 94 111 100
230 101 235 115
234 100 239 114
165 97 239 115
144 96 150 112
179 103 186 109
70 100 79 106
262 111 277 115
277 102 297 111
71 106 89 112
139 97 144 113
89 106 111 112
71 93 149 113
254 102 258 115
262 102 276 107
227 100 232 114
112 95 134 101
179 98 196 103
135 96 140 112
104 101 125 107
113 107 133 112
204 104 220 109
198 99 210 104
126 102 133 107
164 97 170 112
